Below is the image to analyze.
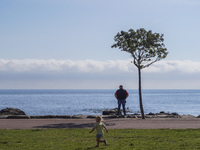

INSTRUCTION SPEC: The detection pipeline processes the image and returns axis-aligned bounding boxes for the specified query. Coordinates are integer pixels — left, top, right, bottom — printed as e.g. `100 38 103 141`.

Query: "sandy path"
0 118 200 129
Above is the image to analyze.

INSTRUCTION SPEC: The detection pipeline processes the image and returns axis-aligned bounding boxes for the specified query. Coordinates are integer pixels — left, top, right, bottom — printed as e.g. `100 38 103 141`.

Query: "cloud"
0 59 200 89
0 59 200 74
144 60 200 74
0 59 135 73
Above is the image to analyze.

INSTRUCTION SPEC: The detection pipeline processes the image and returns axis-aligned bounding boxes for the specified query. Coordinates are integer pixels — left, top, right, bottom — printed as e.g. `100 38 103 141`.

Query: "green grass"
1 129 200 150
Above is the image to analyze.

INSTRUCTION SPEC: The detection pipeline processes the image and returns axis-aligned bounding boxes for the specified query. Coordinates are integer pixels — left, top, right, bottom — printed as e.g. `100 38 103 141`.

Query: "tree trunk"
138 68 145 119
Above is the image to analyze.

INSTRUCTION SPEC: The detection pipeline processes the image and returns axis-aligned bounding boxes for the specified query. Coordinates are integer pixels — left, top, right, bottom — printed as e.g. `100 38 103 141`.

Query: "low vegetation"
1 129 200 150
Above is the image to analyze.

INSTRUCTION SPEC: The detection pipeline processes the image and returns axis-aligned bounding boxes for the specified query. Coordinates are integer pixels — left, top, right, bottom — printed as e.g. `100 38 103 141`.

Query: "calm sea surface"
0 89 200 116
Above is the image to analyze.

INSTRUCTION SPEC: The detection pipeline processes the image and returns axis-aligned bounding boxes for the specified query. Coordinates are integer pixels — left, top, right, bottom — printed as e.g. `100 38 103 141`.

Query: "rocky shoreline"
0 107 199 119
0 114 199 119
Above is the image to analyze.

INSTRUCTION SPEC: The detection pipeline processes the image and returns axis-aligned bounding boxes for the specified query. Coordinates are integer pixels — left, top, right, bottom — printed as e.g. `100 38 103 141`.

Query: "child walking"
89 116 108 147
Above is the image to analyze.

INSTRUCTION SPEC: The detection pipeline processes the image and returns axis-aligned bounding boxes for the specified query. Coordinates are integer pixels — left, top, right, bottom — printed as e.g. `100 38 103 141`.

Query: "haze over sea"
0 89 200 117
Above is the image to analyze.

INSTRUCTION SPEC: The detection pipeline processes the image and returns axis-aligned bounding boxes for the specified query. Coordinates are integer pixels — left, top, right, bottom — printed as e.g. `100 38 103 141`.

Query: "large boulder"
0 108 26 115
72 115 87 119
146 111 181 118
102 108 132 115
102 109 117 115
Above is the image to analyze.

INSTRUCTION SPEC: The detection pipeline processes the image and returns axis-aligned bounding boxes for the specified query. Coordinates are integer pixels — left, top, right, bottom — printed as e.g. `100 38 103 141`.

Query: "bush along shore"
0 107 199 119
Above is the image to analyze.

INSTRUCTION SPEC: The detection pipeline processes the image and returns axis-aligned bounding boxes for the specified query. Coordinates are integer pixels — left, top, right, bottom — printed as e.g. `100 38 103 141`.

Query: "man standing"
115 85 129 115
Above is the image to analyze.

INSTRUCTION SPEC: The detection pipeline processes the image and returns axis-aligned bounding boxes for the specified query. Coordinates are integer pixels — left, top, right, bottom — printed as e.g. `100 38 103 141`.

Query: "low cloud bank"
0 59 200 74
0 59 200 89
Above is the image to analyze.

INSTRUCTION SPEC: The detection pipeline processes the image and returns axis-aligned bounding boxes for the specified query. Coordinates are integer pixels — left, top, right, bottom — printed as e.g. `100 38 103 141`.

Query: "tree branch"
142 58 160 69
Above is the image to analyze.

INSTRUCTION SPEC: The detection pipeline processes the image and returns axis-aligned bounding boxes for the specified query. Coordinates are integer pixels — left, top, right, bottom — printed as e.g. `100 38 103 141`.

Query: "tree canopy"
111 28 168 69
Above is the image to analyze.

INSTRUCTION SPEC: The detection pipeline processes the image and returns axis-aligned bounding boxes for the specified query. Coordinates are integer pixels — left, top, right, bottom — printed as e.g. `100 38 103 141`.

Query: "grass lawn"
0 129 200 150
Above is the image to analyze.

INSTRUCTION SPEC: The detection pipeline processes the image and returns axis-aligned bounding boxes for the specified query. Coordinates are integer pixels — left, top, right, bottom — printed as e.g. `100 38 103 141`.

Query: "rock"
102 109 117 115
72 115 87 119
166 115 181 118
116 115 127 118
160 111 165 114
54 115 71 118
145 115 156 118
36 115 55 118
0 115 8 119
180 115 196 118
102 110 116 115
102 108 132 115
0 108 26 115
157 111 170 115
6 115 30 119
136 115 143 118
157 115 169 118
87 115 97 118
127 115 136 118
102 115 117 119
148 112 155 115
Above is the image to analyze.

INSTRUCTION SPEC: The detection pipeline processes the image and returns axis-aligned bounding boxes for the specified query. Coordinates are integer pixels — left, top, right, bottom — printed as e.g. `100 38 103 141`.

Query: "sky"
0 0 200 89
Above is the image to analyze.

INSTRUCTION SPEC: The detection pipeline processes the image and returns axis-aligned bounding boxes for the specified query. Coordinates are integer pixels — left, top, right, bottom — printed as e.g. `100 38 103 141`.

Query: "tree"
111 28 168 119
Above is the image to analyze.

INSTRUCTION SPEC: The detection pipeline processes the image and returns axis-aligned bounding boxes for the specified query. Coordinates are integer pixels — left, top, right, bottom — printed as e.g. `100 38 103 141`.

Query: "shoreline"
1 108 199 119
0 114 198 119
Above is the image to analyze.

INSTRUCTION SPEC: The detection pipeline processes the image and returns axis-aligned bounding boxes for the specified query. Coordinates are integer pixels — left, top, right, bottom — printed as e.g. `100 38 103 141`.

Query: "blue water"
0 89 200 116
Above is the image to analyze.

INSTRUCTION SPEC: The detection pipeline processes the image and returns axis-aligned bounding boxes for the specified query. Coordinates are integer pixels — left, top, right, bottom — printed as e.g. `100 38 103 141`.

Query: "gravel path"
0 118 200 129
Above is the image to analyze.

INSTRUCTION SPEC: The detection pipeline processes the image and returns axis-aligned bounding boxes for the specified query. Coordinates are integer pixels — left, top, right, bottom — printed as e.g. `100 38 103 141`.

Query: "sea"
0 89 200 116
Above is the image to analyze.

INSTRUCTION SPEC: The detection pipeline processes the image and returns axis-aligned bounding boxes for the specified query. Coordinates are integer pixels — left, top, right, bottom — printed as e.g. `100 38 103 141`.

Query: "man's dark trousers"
117 99 126 115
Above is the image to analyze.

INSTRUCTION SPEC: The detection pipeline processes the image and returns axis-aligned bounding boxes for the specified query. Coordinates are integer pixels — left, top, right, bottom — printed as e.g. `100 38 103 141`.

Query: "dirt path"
0 118 200 129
